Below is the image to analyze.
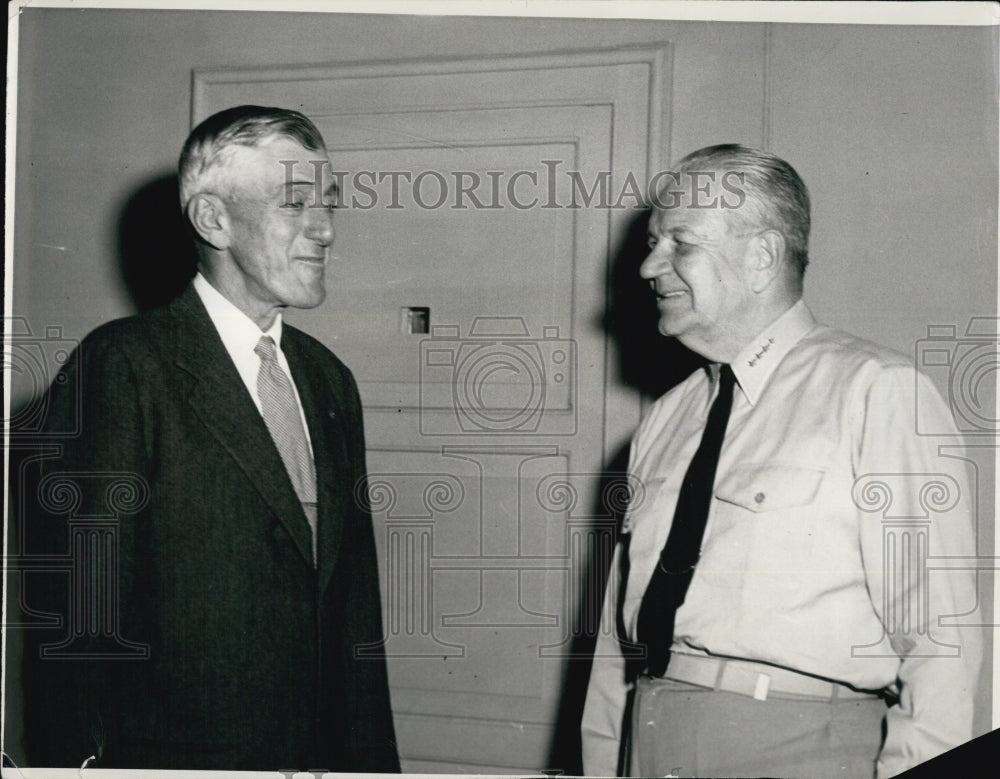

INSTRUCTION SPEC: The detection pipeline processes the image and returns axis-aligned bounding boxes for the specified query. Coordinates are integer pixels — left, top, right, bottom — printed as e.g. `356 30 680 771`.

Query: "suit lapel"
170 286 314 568
283 329 348 592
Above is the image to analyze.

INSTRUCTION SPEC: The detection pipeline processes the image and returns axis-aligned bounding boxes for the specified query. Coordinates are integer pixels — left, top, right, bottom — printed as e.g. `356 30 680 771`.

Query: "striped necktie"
255 335 318 561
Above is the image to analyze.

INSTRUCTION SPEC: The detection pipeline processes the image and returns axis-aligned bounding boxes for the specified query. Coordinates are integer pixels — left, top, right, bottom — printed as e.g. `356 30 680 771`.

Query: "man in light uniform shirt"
581 144 981 777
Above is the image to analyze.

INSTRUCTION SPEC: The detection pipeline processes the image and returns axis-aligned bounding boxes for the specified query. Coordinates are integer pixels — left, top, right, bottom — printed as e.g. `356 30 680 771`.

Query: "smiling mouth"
656 290 687 300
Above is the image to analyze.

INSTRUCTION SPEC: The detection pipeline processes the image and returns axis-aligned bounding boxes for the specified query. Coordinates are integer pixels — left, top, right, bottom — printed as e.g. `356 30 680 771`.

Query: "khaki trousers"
629 676 886 778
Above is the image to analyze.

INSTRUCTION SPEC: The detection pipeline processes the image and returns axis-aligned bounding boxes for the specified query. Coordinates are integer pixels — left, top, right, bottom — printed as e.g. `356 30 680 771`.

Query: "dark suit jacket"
23 284 399 771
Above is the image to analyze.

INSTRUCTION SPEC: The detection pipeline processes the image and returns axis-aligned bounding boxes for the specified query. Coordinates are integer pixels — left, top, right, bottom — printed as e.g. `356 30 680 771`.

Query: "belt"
657 654 883 702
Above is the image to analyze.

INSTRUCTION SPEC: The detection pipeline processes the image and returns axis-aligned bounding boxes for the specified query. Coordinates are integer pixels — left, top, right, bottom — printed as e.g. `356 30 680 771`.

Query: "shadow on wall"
117 173 198 313
546 208 705 774
606 207 707 399
6 174 195 431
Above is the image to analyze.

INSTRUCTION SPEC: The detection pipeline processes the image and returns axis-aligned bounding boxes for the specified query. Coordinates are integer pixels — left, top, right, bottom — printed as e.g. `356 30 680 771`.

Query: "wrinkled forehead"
648 196 737 240
650 167 751 234
651 167 748 208
224 135 334 193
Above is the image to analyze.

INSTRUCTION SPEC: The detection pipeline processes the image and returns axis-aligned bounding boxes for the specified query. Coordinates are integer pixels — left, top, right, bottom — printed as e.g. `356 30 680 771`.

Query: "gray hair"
665 144 811 276
178 105 326 210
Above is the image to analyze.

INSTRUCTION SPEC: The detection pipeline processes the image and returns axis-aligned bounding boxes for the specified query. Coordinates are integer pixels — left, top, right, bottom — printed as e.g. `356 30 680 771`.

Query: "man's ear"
748 229 786 293
186 193 230 251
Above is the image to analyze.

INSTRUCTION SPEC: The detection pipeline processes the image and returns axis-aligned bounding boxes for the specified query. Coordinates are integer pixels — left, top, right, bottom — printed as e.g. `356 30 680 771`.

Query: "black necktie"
632 364 736 680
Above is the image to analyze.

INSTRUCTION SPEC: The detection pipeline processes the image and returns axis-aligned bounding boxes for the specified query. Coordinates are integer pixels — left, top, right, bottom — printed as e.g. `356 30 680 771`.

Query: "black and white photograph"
2 1 997 776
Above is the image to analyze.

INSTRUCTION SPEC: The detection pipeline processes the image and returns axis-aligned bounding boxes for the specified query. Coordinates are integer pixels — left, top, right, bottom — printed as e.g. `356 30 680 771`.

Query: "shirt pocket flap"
715 464 824 512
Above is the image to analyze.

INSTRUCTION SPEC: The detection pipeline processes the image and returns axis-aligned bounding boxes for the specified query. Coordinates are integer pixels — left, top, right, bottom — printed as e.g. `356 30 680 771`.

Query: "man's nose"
639 245 673 280
305 209 335 246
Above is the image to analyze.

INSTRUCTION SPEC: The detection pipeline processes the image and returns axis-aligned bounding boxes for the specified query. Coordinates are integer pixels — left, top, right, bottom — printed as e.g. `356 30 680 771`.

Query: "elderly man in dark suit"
23 106 399 771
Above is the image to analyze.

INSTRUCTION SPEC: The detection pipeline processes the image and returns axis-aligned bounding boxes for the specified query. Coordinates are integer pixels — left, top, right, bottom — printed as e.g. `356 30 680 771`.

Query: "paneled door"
193 47 668 773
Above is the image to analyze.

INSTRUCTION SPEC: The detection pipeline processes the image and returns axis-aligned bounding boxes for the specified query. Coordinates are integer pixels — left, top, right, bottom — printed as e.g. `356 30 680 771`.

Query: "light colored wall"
12 11 996 393
11 7 770 374
769 24 998 354
7 7 996 765
764 21 997 742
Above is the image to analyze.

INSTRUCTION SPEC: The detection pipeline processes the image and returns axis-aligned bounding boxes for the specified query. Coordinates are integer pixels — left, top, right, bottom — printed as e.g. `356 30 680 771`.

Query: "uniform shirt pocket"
709 463 826 606
715 463 825 512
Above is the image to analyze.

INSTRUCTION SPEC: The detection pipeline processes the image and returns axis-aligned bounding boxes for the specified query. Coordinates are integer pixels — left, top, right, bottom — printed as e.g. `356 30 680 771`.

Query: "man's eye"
282 201 305 210
647 234 695 253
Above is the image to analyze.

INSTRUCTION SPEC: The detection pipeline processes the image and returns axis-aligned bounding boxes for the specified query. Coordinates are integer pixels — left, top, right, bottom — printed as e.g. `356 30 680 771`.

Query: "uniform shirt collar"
728 299 816 405
193 271 283 355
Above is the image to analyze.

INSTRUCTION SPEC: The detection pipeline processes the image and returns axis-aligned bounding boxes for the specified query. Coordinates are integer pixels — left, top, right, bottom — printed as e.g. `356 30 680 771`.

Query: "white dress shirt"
192 272 314 456
581 300 982 778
